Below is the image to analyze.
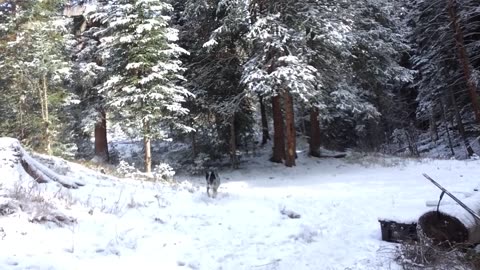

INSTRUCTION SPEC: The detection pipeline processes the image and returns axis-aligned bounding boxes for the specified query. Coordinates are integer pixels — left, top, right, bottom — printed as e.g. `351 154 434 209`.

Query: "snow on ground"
1 142 480 269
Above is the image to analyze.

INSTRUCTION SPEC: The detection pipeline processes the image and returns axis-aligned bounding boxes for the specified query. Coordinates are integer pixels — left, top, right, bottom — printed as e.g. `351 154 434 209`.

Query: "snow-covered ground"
1 140 480 270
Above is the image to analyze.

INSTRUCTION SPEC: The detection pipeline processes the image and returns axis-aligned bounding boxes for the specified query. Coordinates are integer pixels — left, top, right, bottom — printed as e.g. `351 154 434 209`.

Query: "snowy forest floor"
1 142 480 269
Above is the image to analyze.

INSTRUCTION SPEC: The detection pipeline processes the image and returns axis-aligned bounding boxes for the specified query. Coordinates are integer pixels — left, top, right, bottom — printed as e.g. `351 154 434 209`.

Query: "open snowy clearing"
1 144 479 269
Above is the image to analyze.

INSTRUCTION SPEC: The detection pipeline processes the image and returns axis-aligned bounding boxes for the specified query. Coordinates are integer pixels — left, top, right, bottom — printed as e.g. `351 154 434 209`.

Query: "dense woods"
1 0 479 172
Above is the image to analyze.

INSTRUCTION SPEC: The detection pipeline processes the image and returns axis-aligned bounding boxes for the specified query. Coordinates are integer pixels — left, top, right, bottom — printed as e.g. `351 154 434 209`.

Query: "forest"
1 0 479 173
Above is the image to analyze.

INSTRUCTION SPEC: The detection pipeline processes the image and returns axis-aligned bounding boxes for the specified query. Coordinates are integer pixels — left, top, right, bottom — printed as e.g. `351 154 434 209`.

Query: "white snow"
1 140 480 269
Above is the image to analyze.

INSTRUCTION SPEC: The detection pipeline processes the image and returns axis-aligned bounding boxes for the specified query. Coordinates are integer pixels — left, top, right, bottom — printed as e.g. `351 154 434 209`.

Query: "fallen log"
418 174 480 246
0 137 85 189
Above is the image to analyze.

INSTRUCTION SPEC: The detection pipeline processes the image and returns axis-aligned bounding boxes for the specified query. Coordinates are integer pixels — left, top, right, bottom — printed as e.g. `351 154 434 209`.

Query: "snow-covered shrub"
116 160 138 178
152 163 175 182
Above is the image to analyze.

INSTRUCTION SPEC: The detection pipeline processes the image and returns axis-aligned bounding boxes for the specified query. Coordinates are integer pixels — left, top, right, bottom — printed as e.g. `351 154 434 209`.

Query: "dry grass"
395 240 480 270
6 178 76 227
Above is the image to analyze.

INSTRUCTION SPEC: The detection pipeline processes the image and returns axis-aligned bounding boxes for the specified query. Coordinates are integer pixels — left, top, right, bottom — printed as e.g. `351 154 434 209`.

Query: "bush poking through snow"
116 160 138 178
280 207 301 219
152 163 175 182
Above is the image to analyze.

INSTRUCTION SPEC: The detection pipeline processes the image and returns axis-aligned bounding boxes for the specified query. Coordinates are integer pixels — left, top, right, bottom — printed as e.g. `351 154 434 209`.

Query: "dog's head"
205 170 217 184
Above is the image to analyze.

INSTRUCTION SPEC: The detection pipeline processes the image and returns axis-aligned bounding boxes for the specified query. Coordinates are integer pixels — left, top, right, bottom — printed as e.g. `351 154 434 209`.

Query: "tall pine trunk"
94 108 109 162
143 120 152 173
191 132 197 158
271 95 285 163
447 0 480 123
259 95 270 145
448 90 475 157
230 114 238 169
440 98 456 156
309 107 321 157
39 74 51 155
429 107 438 142
284 91 296 167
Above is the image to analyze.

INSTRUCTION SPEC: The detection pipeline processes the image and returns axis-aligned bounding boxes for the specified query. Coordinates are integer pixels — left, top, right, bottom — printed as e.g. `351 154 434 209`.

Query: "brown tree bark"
38 74 51 155
94 109 109 162
284 91 296 167
448 90 475 157
309 107 321 157
447 0 480 123
259 95 270 145
271 95 285 163
143 120 152 173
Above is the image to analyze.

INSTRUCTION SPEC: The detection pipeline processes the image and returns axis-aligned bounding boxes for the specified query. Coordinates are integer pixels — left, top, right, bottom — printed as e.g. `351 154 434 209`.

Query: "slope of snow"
1 145 479 269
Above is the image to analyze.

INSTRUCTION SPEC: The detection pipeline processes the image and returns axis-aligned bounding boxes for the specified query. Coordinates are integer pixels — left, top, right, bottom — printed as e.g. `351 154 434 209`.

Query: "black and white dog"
205 170 220 198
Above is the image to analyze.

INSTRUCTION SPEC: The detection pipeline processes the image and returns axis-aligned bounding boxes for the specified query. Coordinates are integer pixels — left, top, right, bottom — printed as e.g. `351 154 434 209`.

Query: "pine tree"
179 0 253 167
67 5 111 161
243 1 319 166
411 0 479 157
93 0 192 173
0 0 70 153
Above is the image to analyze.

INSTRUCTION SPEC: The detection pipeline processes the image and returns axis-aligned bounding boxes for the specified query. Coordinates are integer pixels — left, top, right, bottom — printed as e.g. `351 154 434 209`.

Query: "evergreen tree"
68 5 110 161
0 0 70 154
243 1 319 166
93 0 192 173
411 0 480 157
180 0 254 168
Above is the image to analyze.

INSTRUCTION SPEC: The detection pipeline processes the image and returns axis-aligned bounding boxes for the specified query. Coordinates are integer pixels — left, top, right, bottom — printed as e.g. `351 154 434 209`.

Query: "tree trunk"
284 91 296 167
448 90 475 157
230 114 239 169
309 107 321 157
38 74 51 155
447 0 480 124
271 95 285 163
440 98 455 156
94 108 109 162
429 107 438 142
18 93 25 140
191 132 197 158
259 95 270 145
143 120 152 173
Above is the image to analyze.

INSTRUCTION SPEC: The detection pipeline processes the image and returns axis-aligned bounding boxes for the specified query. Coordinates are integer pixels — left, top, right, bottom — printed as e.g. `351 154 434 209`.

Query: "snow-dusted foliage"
152 163 175 181
242 7 319 103
0 0 71 151
116 160 138 178
92 0 192 136
178 0 254 162
240 0 413 149
409 0 480 156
